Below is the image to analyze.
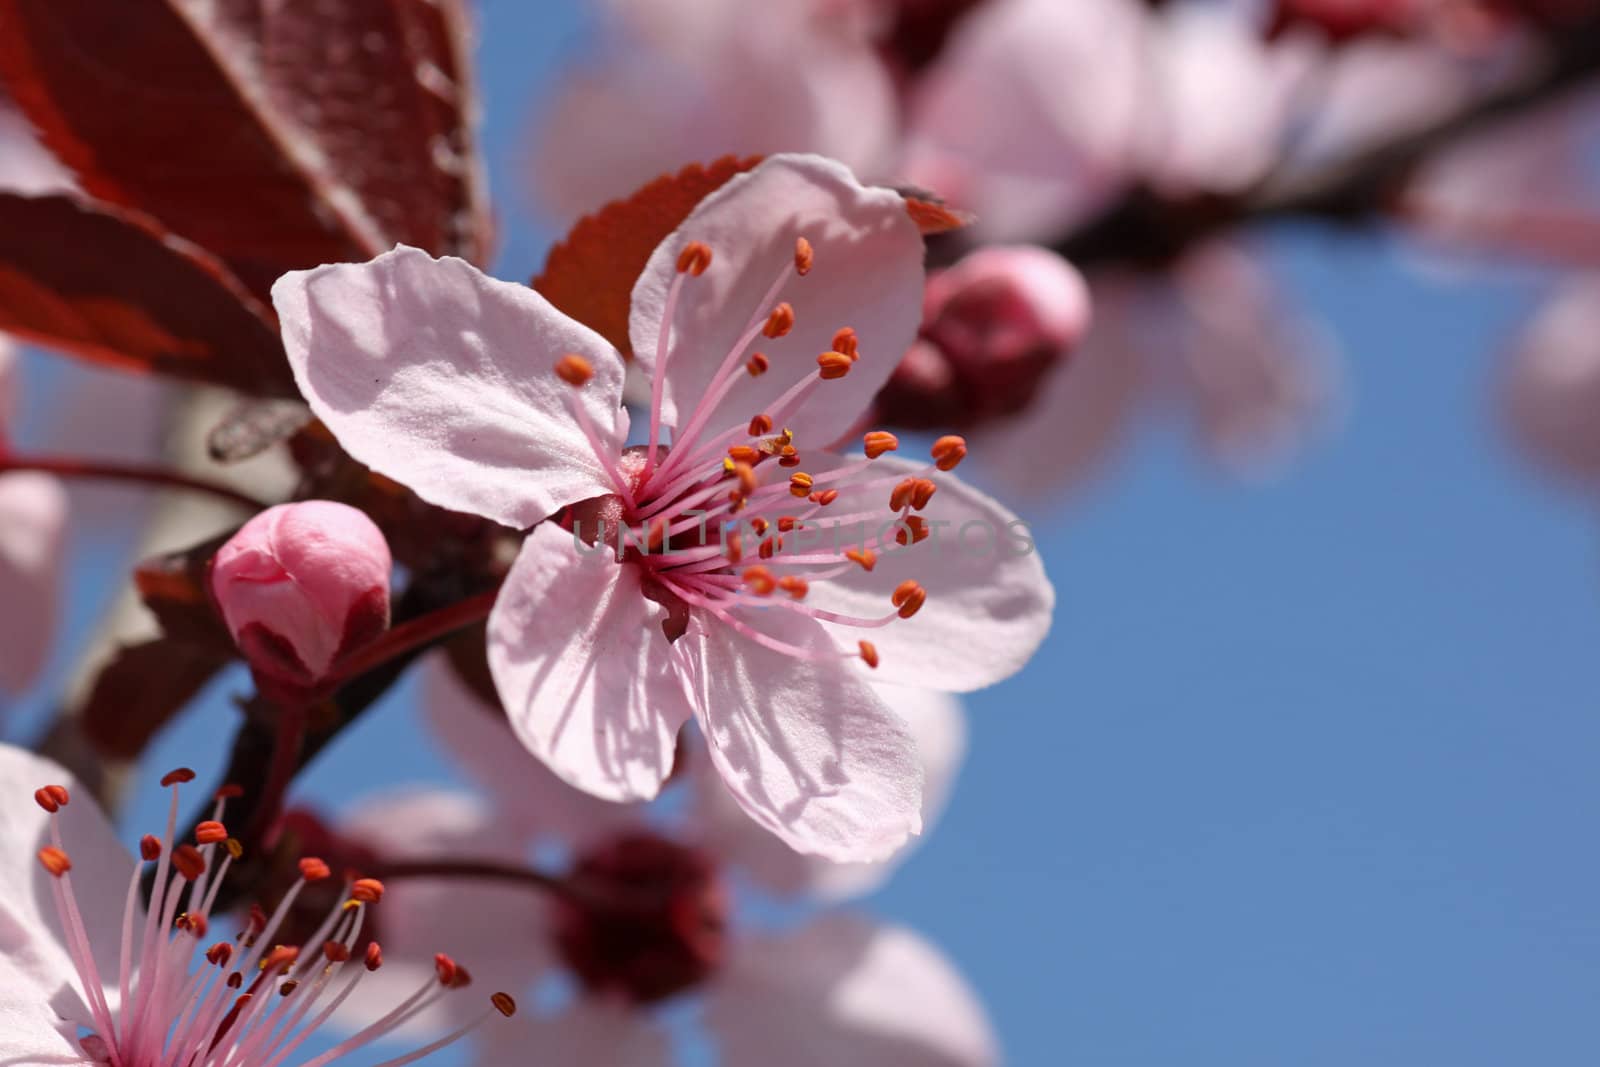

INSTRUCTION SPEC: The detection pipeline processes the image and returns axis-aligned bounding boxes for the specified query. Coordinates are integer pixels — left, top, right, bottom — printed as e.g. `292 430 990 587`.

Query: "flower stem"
327 587 500 686
248 697 307 840
0 453 269 511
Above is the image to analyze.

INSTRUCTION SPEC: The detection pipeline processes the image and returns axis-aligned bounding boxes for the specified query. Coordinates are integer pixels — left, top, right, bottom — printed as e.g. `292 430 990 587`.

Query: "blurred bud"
1501 278 1600 486
875 245 1091 430
211 501 391 689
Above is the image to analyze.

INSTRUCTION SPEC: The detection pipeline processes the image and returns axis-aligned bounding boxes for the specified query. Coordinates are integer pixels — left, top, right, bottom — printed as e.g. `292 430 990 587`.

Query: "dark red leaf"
0 193 293 394
0 0 489 299
80 638 229 760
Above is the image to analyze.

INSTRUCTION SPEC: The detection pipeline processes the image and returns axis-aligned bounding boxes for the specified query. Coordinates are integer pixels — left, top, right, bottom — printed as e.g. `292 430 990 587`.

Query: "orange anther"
763 303 795 338
746 352 770 377
730 461 758 495
161 768 196 787
172 845 206 881
749 414 774 436
261 945 300 971
778 444 801 468
676 241 713 276
492 992 518 1018
777 576 809 599
859 641 880 669
758 535 783 559
350 878 385 903
140 835 161 861
789 472 814 497
195 821 228 845
37 846 71 877
365 942 384 971
863 431 899 459
845 548 877 571
278 980 299 997
751 517 770 536
816 351 852 380
34 785 67 813
911 478 938 510
742 566 777 595
794 236 814 276
725 533 744 565
892 580 928 618
214 784 245 800
810 489 840 506
298 857 332 882
890 478 917 512
896 516 930 546
554 353 594 387
207 942 234 967
728 445 761 466
323 940 351 963
832 327 859 360
434 954 460 987
224 838 244 860
776 516 800 532
931 435 968 471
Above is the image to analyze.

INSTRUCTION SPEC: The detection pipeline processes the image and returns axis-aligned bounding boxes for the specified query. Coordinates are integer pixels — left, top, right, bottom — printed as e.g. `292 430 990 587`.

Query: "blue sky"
13 1 1600 1063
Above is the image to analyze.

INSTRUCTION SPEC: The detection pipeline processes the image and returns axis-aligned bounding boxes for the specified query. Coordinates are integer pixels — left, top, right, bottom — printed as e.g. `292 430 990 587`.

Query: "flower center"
557 237 974 669
32 772 515 1067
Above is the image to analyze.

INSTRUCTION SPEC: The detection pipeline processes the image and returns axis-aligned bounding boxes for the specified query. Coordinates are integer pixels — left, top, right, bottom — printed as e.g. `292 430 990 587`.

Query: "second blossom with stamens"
273 154 1053 861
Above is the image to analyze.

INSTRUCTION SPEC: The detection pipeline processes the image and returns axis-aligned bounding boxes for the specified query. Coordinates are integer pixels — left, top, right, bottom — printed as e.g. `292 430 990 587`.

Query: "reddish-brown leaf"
0 0 489 299
0 193 293 394
533 155 762 358
80 638 230 760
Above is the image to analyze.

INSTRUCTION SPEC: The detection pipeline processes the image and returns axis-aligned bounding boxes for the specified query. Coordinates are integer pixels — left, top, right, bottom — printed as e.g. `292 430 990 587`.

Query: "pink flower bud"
877 245 1090 429
210 501 391 688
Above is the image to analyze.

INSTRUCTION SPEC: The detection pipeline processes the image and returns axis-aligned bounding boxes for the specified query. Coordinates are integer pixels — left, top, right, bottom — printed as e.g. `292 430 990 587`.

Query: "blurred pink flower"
981 243 1338 496
0 744 505 1066
531 0 898 223
1500 276 1600 485
328 662 995 1065
0 339 66 696
274 154 1053 862
210 500 392 689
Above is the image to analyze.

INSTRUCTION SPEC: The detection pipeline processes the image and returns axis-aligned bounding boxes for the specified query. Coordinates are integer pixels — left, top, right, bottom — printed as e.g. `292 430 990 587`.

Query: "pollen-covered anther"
863 431 899 459
34 783 70 813
323 940 352 963
889 478 918 512
161 767 197 787
788 472 813 498
350 877 386 903
896 516 930 546
845 548 877 571
931 435 968 471
177 912 210 938
492 992 518 1018
676 240 713 276
727 446 761 466
172 845 206 881
261 945 300 971
794 236 814 276
140 835 161 861
832 327 859 361
910 478 938 510
751 517 770 536
195 820 228 845
809 488 839 506
206 942 233 967
749 413 773 436
365 942 384 971
859 641 880 669
37 845 71 877
554 353 595 387
778 444 801 468
777 576 809 600
224 838 244 860
746 352 770 377
742 566 777 595
434 953 461 987
299 857 332 882
758 535 783 559
817 351 853 380
776 516 801 533
763 303 795 338
891 580 928 618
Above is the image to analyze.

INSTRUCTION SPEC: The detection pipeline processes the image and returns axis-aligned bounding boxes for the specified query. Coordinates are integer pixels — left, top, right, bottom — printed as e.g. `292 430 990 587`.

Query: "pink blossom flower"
0 743 514 1066
0 338 66 695
210 501 393 691
317 668 996 1065
273 154 1053 862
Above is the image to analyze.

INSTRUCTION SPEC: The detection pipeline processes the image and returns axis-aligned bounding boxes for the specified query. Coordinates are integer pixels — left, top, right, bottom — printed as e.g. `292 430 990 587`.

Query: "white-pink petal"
705 913 998 1067
488 524 693 803
471 998 672 1067
0 472 66 694
273 246 626 530
671 608 923 863
1501 276 1600 485
630 154 925 450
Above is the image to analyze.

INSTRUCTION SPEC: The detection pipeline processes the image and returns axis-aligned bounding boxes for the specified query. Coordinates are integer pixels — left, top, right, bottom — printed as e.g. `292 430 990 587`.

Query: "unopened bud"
210 502 392 688
877 245 1090 430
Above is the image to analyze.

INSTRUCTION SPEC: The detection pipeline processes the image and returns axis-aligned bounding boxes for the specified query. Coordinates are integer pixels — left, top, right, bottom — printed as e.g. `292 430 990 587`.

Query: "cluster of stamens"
557 236 971 672
33 771 514 1067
